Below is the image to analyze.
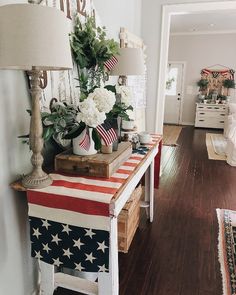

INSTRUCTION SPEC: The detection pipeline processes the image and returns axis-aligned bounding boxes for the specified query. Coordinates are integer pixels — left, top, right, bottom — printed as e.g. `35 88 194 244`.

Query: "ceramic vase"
73 127 97 156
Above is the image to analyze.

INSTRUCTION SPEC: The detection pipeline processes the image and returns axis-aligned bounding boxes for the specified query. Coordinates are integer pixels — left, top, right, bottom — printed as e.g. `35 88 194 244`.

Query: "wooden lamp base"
22 69 52 189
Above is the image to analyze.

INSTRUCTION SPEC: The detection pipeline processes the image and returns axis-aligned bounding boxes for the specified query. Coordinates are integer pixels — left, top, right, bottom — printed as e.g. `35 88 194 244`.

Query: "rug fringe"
216 208 228 295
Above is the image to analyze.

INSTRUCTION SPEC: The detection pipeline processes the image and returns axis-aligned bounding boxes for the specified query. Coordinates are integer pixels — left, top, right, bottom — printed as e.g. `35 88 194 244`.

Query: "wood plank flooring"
55 126 236 295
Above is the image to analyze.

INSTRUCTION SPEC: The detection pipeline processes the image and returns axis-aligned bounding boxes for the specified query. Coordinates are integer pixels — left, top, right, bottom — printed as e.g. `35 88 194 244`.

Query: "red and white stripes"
27 135 161 232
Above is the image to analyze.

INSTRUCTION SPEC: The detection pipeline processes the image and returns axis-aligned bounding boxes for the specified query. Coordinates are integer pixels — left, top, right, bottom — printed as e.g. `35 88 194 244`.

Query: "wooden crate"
55 142 132 178
118 185 142 253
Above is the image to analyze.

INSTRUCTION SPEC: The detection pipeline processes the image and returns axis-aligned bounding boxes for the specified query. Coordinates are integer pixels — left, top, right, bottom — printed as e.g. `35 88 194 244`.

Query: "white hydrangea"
116 85 133 107
76 98 106 128
88 87 116 113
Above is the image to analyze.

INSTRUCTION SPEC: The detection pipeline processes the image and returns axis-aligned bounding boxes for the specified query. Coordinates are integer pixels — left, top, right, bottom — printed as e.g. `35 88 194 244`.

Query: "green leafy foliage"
70 16 119 95
223 79 235 89
92 128 102 151
64 123 86 139
107 102 133 121
197 79 209 89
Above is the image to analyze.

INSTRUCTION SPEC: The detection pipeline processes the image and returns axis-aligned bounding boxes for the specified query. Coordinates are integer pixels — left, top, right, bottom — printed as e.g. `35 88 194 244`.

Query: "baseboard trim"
181 121 194 126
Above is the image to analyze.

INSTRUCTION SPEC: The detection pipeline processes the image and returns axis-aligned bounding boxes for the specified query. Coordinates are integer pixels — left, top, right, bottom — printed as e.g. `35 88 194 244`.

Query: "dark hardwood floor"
55 126 236 295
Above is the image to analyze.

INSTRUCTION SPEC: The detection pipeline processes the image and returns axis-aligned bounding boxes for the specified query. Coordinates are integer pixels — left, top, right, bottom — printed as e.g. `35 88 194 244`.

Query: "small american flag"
104 56 118 71
79 129 90 151
96 122 117 146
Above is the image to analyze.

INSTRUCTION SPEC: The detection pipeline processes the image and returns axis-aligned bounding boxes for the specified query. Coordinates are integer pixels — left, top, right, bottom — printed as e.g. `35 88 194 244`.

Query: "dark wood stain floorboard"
55 126 236 295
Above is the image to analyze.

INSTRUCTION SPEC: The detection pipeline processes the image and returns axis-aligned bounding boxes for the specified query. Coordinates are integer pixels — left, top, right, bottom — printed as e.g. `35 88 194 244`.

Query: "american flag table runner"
27 135 161 273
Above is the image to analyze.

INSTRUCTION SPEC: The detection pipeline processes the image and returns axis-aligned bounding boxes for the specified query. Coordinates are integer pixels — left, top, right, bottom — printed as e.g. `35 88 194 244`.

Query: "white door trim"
155 1 236 133
167 61 186 125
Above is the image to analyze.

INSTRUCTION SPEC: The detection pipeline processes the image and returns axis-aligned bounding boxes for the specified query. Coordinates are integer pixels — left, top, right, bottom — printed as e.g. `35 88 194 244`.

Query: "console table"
11 134 162 295
195 103 228 129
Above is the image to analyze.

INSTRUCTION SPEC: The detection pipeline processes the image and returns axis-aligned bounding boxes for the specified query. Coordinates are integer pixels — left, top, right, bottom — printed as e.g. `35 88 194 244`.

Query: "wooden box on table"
118 185 142 253
55 142 132 178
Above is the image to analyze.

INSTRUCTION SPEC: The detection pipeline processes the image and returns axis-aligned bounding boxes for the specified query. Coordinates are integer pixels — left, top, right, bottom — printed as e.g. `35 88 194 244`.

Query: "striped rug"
217 209 236 295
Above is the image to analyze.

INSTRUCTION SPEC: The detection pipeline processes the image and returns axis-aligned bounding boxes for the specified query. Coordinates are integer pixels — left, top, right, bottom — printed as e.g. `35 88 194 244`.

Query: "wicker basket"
118 185 142 253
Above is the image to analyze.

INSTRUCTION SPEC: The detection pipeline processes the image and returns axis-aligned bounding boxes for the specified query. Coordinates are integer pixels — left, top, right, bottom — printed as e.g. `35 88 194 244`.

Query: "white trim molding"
171 29 236 36
181 121 194 126
155 1 236 133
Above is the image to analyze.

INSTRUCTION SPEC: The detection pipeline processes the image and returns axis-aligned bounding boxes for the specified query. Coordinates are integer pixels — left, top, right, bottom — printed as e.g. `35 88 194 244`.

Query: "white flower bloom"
88 87 116 113
76 98 106 128
116 85 133 107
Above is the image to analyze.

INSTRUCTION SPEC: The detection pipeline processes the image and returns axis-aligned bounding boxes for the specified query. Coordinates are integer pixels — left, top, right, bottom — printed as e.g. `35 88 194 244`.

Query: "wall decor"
200 66 235 96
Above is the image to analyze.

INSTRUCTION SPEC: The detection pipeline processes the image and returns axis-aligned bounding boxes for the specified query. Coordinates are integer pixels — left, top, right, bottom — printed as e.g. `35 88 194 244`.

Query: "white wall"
93 0 142 41
0 1 38 295
168 33 236 125
141 0 235 132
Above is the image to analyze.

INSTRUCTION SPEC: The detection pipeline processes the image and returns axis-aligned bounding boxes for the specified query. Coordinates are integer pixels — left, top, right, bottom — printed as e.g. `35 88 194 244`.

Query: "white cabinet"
195 103 227 129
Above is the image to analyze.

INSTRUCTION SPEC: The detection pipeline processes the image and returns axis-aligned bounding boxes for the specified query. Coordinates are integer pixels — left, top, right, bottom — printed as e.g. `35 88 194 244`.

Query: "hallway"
119 127 236 295
56 127 236 295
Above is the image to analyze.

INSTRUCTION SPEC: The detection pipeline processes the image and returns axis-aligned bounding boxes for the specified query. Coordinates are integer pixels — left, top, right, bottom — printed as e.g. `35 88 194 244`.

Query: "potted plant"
197 79 209 94
63 87 116 155
105 85 134 144
217 94 227 104
222 79 235 99
70 16 119 98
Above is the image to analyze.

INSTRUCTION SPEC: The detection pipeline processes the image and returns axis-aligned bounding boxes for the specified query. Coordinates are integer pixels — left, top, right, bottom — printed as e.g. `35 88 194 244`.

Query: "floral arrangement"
70 16 119 99
63 87 116 150
105 85 134 121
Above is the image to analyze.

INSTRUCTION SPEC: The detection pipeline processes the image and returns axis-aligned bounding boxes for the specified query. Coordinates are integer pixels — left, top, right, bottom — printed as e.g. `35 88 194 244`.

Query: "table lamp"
110 48 145 85
0 4 73 189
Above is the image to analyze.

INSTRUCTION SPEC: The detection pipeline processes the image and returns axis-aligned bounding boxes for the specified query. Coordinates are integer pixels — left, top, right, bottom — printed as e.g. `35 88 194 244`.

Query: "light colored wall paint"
141 0 235 132
0 1 38 295
168 33 236 125
93 0 142 41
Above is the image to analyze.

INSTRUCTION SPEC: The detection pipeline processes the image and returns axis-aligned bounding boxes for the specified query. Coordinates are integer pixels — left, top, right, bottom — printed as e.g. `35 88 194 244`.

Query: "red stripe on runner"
52 180 118 195
130 156 143 160
27 191 109 217
55 173 126 184
117 169 132 175
123 162 138 167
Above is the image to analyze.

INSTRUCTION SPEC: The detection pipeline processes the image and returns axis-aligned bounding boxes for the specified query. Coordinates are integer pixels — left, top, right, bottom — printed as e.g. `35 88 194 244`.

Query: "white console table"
195 103 228 129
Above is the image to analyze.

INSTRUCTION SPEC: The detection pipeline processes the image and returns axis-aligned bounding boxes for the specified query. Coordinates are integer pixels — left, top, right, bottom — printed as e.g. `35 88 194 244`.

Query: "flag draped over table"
104 56 118 71
96 121 117 146
26 134 161 273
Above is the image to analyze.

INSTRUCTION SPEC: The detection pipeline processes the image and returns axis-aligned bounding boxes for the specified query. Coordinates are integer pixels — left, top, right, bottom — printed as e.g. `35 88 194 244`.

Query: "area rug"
206 133 227 161
216 209 236 295
163 125 183 146
211 133 227 156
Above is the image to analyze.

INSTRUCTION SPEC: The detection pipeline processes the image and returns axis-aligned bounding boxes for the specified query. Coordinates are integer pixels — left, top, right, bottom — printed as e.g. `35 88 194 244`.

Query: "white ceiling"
170 11 236 34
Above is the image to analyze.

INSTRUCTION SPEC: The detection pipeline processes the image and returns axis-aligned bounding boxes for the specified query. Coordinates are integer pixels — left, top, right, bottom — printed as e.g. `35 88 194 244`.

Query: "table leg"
144 160 155 222
98 217 119 295
149 160 154 222
40 261 55 295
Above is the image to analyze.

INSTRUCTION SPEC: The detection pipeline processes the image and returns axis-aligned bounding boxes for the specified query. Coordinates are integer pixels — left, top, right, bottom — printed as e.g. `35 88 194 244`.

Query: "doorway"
164 62 185 125
155 1 236 133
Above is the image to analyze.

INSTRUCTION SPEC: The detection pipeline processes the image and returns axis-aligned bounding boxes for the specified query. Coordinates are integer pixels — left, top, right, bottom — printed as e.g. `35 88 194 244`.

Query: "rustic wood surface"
54 126 236 295
118 185 142 253
55 142 132 178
